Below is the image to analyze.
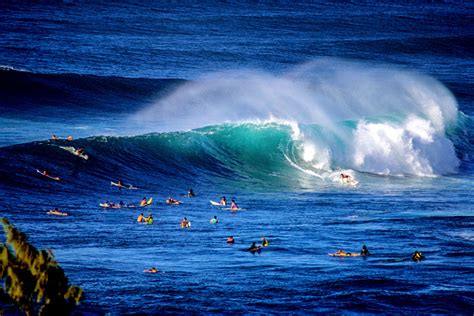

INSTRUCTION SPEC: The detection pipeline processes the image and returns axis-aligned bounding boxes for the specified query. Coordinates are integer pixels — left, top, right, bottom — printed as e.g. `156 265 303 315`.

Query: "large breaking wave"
134 60 461 177
0 60 471 193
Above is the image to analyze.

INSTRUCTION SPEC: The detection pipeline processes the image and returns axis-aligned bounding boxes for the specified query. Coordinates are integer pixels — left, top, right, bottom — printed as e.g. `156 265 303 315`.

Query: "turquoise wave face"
1 116 471 196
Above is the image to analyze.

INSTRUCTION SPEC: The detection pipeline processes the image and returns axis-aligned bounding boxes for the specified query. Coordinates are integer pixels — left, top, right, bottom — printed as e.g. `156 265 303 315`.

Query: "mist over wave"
134 60 460 176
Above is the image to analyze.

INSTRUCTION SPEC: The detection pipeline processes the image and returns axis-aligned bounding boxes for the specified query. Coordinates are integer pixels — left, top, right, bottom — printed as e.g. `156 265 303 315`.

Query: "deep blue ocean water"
1 1 474 314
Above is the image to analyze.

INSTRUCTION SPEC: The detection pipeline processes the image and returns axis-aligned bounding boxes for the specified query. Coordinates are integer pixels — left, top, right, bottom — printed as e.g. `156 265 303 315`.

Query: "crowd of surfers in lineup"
38 134 426 273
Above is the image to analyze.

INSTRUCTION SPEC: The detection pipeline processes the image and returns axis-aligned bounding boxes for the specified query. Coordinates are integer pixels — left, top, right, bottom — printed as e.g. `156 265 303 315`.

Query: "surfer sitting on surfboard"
220 196 227 206
230 199 239 210
248 242 261 252
361 245 370 256
180 217 191 228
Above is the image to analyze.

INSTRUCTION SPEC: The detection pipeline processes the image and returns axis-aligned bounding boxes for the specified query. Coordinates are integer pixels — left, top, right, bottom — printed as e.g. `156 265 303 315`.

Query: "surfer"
210 216 218 224
248 242 261 252
48 208 68 216
219 196 227 206
187 188 195 197
227 236 235 243
140 198 147 207
67 135 74 141
261 237 269 247
117 179 124 187
75 147 85 155
340 173 351 181
137 213 145 222
145 214 153 224
360 245 370 256
166 197 181 205
144 267 159 273
412 250 424 261
230 199 239 210
51 134 57 141
42 170 48 176
180 217 190 228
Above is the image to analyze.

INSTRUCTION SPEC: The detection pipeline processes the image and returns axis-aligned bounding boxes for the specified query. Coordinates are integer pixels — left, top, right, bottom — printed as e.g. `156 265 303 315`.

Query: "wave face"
0 117 471 197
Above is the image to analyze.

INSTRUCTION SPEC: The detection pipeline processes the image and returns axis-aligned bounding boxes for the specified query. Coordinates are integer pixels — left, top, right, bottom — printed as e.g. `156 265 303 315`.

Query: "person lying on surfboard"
75 147 85 154
166 197 181 205
37 169 60 181
48 208 68 216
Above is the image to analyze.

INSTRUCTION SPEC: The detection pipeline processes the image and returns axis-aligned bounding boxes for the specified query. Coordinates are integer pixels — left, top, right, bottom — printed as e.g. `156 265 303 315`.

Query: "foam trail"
134 59 460 176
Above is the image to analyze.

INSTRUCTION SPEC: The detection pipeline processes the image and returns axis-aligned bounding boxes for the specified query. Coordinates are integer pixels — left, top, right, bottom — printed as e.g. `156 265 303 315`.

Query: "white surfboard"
36 169 60 181
111 181 138 190
60 146 89 160
341 178 359 186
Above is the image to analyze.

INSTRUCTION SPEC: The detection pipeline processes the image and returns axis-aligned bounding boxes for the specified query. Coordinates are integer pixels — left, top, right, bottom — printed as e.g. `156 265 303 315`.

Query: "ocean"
1 1 473 314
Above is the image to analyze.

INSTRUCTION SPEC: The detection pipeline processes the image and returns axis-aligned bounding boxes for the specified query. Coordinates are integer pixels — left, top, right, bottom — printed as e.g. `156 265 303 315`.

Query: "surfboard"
341 178 359 186
47 210 68 216
223 207 243 211
36 169 60 181
111 181 138 190
166 200 182 205
210 200 224 206
100 203 121 208
140 197 153 207
328 252 361 257
60 146 89 160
